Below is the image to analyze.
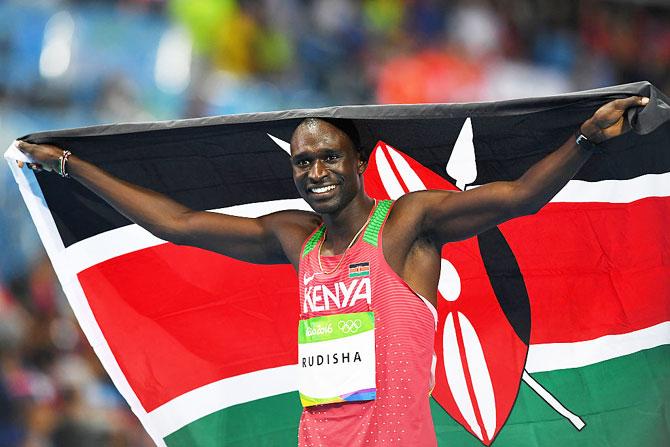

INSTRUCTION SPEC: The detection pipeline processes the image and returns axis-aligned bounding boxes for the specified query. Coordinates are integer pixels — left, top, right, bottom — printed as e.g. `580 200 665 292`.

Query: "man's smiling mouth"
309 185 337 194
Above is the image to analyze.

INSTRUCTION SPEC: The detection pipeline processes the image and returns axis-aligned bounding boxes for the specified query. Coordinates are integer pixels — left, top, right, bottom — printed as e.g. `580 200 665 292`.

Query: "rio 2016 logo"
305 323 333 337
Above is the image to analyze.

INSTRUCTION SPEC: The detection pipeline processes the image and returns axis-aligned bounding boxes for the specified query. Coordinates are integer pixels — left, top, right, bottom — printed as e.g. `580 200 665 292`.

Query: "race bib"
298 311 376 407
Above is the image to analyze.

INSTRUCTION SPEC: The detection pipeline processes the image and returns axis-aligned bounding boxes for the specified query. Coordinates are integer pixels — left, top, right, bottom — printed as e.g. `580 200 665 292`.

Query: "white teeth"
311 185 336 193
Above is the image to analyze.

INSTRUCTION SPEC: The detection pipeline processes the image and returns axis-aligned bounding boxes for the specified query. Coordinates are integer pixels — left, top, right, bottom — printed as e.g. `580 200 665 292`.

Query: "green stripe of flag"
163 344 670 446
164 391 302 447
432 344 670 446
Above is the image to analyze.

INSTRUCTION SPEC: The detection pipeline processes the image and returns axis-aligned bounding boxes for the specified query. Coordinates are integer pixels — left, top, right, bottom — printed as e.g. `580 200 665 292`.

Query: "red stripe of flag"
501 196 670 344
78 245 298 412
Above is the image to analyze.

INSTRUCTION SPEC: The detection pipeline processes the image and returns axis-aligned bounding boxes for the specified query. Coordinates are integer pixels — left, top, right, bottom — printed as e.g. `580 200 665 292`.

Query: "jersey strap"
362 200 393 247
302 225 326 259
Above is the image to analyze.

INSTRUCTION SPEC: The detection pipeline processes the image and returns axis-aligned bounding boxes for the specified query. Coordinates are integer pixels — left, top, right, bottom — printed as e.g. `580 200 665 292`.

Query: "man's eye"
325 155 339 162
294 159 310 167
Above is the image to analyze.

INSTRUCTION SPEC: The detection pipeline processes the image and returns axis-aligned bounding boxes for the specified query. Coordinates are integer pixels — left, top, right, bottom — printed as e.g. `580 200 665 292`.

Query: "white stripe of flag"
60 173 670 276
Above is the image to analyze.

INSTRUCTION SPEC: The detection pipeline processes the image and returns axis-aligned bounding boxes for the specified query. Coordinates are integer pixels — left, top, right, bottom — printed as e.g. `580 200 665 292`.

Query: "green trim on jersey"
302 200 392 257
363 200 393 247
302 225 326 258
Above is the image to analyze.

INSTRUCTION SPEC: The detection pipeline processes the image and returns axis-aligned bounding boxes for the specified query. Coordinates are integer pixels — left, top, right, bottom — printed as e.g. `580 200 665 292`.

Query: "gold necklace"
318 201 376 275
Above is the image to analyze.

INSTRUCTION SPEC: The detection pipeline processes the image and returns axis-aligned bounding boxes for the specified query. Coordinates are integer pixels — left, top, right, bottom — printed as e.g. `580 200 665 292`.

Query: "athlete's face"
290 119 366 215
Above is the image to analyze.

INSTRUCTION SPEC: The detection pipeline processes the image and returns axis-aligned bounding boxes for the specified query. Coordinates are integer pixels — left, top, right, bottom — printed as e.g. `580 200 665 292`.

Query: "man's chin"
305 196 340 215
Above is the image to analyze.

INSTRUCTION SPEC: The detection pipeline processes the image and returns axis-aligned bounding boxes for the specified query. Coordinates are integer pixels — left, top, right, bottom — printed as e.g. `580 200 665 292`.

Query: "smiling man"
17 95 648 446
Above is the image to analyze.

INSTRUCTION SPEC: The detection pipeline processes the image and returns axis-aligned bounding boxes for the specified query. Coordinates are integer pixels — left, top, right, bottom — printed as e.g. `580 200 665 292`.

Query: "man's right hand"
15 141 65 173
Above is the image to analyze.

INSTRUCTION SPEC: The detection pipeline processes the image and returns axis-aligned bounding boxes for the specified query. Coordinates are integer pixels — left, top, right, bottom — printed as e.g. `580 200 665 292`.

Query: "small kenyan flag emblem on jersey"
349 262 370 278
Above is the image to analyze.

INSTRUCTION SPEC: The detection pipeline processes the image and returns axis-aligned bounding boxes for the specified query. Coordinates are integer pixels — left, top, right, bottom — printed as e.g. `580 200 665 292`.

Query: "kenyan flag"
5 82 670 446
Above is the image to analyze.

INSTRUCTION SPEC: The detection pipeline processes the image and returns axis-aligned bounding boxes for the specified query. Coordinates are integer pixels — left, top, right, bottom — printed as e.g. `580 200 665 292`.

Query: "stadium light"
39 11 75 79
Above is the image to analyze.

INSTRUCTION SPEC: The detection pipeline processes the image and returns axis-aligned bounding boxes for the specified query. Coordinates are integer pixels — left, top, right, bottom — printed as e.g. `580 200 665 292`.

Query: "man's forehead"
301 118 323 132
292 118 345 139
290 119 354 153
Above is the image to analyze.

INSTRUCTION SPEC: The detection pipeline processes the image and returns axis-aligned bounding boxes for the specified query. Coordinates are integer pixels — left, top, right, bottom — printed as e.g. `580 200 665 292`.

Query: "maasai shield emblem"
363 122 530 445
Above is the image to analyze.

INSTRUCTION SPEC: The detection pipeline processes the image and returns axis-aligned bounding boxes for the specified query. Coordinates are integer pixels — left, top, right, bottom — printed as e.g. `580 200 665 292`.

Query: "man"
17 96 648 446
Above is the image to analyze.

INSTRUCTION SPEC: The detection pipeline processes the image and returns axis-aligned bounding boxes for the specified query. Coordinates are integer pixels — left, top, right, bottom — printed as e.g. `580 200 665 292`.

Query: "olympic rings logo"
338 319 362 334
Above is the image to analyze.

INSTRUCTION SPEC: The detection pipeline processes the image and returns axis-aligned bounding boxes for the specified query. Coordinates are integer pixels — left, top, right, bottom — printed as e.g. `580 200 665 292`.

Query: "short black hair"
298 118 367 160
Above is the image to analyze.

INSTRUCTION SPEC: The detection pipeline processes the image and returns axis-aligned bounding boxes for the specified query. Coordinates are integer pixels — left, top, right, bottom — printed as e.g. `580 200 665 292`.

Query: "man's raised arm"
401 96 649 246
16 142 313 266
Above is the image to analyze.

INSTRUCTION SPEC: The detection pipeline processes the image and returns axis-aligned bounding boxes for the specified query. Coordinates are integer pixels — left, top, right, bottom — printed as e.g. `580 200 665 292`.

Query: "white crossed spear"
268 120 585 434
444 118 584 431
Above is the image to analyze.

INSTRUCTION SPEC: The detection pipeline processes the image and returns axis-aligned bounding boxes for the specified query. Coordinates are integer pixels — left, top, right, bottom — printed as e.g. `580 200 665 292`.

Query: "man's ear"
358 159 367 174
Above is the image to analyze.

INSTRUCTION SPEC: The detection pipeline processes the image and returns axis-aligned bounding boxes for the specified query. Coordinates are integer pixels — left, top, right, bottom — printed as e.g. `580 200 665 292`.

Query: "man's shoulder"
260 209 321 266
384 189 459 250
261 209 322 239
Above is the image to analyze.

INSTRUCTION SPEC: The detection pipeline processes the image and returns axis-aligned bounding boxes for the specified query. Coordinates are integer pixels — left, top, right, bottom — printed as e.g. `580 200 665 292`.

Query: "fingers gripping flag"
5 82 670 446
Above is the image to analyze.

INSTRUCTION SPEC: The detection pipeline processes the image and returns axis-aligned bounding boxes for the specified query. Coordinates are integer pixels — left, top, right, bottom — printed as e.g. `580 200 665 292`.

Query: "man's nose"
308 159 327 181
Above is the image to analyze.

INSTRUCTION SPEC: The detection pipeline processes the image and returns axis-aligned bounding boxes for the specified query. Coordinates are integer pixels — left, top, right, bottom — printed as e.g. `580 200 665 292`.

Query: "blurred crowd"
0 258 153 446
1 0 668 446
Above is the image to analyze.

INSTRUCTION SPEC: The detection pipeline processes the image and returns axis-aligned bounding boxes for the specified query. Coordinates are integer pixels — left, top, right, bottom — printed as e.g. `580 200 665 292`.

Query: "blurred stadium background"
0 1 668 445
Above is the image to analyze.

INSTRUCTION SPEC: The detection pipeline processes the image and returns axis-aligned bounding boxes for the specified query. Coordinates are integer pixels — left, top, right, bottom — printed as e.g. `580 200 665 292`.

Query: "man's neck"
320 195 376 255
